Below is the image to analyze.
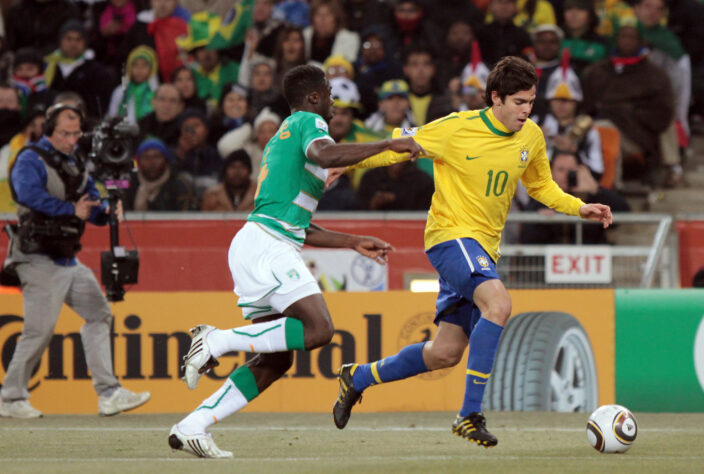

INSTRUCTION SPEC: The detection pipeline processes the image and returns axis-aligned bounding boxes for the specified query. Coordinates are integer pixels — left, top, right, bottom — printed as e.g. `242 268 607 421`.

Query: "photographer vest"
9 144 89 258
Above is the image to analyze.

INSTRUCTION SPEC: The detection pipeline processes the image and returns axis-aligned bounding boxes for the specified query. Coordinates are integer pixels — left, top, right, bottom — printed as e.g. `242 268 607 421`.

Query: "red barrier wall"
677 220 704 288
0 215 433 291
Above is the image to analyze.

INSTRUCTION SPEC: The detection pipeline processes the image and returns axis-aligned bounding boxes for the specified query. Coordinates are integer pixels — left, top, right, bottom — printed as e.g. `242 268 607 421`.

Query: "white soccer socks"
178 366 259 435
206 318 305 359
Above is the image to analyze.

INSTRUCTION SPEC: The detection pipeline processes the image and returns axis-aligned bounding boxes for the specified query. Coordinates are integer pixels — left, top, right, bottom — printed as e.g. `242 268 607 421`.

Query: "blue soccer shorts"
425 238 500 338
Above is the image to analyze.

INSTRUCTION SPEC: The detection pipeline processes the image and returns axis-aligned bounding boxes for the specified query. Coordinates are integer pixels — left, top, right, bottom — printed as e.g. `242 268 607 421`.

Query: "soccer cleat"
451 412 498 448
0 400 43 418
182 324 220 390
168 424 233 459
98 387 151 416
333 363 362 429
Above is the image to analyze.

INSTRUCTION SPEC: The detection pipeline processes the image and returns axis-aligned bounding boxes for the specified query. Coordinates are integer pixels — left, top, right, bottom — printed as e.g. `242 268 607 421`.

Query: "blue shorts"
425 238 500 338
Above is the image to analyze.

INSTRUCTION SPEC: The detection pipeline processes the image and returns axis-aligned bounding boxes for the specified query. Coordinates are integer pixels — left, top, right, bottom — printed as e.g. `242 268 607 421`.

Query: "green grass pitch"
1 411 703 473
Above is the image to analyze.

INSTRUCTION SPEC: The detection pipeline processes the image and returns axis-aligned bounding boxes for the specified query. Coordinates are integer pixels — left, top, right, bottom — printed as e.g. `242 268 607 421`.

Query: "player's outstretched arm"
579 203 613 228
305 223 395 264
307 137 425 168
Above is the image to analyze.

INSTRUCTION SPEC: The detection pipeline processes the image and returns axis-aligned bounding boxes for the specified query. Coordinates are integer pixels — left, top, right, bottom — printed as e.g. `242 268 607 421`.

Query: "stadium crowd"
0 0 702 220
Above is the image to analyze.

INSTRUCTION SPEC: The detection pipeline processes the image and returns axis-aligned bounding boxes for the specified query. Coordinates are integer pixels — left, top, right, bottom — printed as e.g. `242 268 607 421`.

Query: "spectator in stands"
201 150 257 212
5 0 80 55
476 0 533 67
0 86 23 148
484 0 556 29
357 159 434 211
174 108 223 200
531 24 564 119
123 138 196 211
138 83 185 148
0 104 45 213
247 0 286 58
122 0 188 81
44 19 117 119
107 46 159 123
520 151 629 244
595 0 634 37
99 0 138 72
436 19 476 90
635 0 691 186
534 65 604 179
561 0 607 77
581 18 674 185
217 106 280 181
181 0 231 16
170 66 207 112
243 57 288 119
364 79 415 135
403 43 453 126
190 47 241 108
10 48 49 113
424 0 483 30
323 54 354 80
387 0 443 60
449 47 490 112
273 26 307 88
304 0 360 65
354 26 403 119
209 83 250 145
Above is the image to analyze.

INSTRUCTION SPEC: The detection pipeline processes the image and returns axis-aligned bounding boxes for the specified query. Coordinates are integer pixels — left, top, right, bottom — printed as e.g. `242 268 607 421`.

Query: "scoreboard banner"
0 290 614 414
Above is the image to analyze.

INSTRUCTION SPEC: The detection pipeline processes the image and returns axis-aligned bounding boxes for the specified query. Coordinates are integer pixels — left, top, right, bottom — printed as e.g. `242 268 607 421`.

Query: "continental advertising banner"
0 290 614 414
615 289 704 411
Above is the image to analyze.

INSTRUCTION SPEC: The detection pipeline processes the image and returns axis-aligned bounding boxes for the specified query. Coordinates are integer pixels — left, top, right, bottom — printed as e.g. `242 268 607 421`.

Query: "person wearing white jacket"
303 0 359 66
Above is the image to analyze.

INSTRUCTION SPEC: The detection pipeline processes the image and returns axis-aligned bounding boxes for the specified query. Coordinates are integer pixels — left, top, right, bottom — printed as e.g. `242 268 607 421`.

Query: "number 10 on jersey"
485 170 508 197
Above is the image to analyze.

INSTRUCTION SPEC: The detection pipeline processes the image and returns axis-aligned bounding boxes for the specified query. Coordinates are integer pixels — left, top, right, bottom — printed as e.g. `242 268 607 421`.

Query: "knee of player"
487 299 511 325
427 343 464 369
304 317 334 350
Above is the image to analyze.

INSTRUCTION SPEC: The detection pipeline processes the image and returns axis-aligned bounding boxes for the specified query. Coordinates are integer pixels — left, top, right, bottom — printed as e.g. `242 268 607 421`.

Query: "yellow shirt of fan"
352 107 586 261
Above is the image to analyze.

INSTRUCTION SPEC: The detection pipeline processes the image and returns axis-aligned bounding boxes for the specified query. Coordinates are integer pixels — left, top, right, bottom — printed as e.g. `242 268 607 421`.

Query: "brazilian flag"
209 0 254 50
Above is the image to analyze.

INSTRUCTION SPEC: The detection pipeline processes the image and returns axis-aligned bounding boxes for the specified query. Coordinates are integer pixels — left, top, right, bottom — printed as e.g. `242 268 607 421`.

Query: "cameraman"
0 104 150 419
520 151 630 245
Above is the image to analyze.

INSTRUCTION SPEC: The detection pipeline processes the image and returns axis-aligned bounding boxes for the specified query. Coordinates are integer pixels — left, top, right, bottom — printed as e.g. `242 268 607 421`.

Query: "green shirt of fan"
247 111 333 248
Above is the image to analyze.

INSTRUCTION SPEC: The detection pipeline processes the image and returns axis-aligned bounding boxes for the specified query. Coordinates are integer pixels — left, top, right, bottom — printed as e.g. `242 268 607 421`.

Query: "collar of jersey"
480 107 515 137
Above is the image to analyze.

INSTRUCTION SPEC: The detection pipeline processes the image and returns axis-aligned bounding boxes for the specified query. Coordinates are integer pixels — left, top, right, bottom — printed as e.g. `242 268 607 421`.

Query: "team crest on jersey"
518 146 529 168
287 269 300 280
476 256 490 268
315 118 329 132
401 127 420 136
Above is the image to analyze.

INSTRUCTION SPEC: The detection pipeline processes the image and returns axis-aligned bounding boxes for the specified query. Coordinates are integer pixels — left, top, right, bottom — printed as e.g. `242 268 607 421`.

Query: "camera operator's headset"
43 103 84 136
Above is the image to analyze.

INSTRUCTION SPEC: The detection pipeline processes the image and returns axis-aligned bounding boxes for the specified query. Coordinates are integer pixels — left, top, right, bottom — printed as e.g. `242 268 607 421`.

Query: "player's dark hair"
483 56 538 107
282 65 327 109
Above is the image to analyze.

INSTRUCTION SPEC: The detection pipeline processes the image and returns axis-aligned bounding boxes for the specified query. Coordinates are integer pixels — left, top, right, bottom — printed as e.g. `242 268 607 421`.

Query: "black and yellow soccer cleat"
333 363 362 429
451 412 498 448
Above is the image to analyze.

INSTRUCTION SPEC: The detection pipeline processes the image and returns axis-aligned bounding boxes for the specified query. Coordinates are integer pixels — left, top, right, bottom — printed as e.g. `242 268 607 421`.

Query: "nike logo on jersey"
473 379 487 385
466 155 481 160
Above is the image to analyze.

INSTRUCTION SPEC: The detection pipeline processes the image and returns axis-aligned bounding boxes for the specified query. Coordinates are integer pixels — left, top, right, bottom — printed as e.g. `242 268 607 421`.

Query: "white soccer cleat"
182 324 219 390
98 387 151 416
168 424 233 459
0 400 43 418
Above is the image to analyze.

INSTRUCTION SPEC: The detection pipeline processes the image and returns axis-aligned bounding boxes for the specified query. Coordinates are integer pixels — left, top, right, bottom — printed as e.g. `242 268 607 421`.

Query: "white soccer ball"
586 404 638 453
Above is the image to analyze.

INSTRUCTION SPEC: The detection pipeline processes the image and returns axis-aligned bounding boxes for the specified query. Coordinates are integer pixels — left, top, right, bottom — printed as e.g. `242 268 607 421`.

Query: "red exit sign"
545 246 613 284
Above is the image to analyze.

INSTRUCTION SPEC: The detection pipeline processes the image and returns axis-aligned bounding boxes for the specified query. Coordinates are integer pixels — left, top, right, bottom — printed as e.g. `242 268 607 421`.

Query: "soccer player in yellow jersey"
333 57 612 447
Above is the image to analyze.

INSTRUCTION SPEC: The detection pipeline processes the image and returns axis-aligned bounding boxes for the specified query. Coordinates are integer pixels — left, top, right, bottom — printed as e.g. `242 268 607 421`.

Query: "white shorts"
228 222 321 319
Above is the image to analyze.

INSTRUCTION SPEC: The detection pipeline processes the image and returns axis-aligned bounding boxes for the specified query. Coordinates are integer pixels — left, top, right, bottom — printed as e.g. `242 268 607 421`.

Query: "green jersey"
247 111 333 247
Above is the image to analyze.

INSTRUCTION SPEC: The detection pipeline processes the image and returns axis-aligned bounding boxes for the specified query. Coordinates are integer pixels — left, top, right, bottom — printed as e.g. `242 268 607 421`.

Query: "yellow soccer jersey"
352 107 586 260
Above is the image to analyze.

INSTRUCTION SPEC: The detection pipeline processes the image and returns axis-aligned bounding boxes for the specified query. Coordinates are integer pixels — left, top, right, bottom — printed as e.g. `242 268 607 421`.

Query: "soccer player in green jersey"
332 57 613 447
168 65 424 458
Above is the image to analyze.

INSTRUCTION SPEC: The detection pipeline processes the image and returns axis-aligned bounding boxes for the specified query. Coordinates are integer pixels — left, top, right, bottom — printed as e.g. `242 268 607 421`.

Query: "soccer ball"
586 404 638 453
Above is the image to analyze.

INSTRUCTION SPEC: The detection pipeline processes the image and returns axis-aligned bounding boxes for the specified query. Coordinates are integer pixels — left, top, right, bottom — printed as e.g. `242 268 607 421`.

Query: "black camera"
86 117 140 302
87 117 139 183
567 170 578 189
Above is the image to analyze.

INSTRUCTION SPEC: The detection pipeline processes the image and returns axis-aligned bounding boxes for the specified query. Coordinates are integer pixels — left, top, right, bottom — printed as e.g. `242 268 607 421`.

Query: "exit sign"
545 246 612 284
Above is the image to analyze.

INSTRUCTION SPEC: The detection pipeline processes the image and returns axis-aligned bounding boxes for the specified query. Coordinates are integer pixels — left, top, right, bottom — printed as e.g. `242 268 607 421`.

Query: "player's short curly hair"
283 65 327 109
483 56 538 107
